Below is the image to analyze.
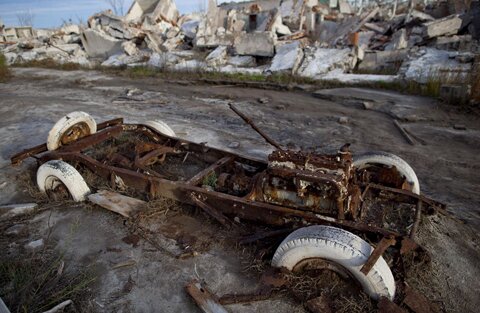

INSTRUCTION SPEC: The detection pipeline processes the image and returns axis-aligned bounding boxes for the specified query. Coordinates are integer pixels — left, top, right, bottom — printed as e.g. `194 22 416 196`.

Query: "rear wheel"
354 151 420 194
47 111 97 151
272 225 396 300
37 160 91 202
143 120 176 137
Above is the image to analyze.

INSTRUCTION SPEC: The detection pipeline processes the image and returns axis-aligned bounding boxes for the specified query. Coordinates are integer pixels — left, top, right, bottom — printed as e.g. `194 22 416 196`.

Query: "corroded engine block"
260 147 361 218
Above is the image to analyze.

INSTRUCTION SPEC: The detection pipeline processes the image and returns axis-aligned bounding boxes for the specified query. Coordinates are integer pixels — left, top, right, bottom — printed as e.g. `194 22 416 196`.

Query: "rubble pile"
0 0 479 92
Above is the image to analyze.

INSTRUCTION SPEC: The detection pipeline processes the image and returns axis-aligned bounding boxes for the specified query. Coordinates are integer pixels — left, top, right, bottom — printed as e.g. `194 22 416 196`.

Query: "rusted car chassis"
12 117 444 258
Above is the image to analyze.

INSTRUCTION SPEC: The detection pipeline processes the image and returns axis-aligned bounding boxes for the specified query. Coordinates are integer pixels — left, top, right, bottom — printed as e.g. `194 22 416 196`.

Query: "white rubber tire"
47 111 97 151
37 160 91 202
272 225 396 300
143 120 176 137
353 151 420 195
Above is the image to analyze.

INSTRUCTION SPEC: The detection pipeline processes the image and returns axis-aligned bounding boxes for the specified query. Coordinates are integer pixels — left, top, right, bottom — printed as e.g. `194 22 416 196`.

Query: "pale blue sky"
0 0 214 28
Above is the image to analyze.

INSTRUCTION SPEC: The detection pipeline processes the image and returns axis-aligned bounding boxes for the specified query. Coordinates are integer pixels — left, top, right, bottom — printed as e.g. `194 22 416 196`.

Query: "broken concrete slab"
126 0 160 21
227 55 256 67
297 47 354 78
322 69 399 83
440 84 471 104
434 35 472 51
358 49 408 73
181 20 199 39
152 0 179 24
205 46 228 67
268 41 303 73
422 14 462 38
80 29 123 58
234 32 275 57
404 48 472 83
215 64 264 75
174 59 207 71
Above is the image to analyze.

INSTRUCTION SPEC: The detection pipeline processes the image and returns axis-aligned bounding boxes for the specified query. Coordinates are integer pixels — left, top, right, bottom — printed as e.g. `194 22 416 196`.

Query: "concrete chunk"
338 0 353 14
269 41 303 73
122 41 139 56
80 29 123 58
205 46 228 67
61 24 81 35
227 55 256 67
297 48 353 78
385 29 408 51
234 32 275 57
358 49 408 73
181 20 199 39
422 14 462 38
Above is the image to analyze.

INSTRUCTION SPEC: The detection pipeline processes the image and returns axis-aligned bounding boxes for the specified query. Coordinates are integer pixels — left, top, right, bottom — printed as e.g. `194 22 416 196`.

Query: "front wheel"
272 225 396 300
37 160 91 202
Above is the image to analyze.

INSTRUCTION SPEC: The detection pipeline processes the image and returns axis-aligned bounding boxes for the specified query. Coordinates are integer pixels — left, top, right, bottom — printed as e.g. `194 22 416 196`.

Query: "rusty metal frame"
11 117 445 280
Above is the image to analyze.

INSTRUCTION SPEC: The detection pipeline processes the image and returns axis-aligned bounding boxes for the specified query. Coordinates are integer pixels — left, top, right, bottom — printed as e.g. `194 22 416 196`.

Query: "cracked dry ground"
0 68 479 313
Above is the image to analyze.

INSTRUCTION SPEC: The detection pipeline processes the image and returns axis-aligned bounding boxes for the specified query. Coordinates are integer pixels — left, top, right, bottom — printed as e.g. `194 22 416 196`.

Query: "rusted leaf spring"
185 280 228 313
10 118 124 166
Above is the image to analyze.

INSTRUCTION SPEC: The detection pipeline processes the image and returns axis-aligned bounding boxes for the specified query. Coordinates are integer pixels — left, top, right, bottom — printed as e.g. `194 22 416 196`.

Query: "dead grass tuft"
0 248 95 313
472 56 480 104
0 52 12 82
14 58 82 71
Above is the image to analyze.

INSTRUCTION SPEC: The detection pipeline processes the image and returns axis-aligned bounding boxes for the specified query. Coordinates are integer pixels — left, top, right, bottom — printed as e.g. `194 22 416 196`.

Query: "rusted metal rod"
360 236 396 275
409 200 422 239
228 103 283 150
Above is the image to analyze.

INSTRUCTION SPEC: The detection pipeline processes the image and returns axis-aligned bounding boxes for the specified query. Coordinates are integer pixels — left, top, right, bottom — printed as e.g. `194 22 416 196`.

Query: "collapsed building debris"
0 0 479 95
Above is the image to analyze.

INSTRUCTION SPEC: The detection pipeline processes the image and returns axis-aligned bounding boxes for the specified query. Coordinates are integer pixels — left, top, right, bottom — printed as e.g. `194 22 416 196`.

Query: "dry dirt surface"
0 68 479 313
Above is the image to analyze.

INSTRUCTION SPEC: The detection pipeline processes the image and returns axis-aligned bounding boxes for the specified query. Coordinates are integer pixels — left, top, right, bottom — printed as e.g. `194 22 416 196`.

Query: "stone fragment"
234 32 275 57
338 116 349 124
